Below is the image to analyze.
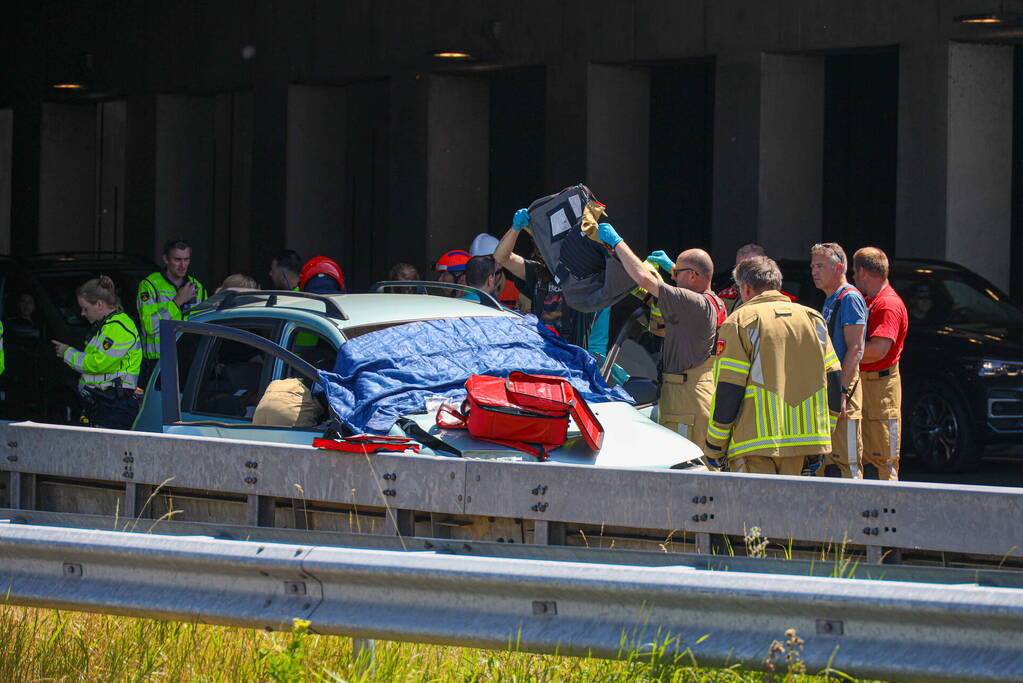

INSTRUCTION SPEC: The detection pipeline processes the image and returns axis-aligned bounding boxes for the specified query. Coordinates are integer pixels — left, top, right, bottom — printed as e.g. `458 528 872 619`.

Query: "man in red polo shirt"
853 247 908 480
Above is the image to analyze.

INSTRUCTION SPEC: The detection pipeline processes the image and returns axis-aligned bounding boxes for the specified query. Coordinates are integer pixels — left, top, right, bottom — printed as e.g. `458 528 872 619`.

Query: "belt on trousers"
862 363 899 380
664 356 715 384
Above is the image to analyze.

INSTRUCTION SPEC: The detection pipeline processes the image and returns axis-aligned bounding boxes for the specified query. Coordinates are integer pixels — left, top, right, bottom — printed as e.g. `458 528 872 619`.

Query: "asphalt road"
900 449 1023 488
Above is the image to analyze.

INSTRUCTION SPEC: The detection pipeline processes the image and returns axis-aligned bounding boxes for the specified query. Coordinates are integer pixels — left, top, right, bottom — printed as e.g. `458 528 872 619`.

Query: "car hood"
913 323 1023 360
396 401 706 470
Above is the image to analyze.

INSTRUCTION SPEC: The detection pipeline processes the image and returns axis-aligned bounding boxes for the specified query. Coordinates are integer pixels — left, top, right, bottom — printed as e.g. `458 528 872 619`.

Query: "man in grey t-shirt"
591 223 725 456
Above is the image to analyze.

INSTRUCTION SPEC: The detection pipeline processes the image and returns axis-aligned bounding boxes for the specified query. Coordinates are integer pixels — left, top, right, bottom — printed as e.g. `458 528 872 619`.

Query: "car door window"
160 320 329 437
285 327 337 374
186 324 274 421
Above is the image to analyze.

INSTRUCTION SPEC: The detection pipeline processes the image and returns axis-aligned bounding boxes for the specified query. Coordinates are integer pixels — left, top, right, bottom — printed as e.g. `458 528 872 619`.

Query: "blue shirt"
821 283 867 364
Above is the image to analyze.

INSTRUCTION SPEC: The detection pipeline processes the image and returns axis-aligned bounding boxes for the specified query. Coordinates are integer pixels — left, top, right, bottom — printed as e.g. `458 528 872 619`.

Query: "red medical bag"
436 372 604 460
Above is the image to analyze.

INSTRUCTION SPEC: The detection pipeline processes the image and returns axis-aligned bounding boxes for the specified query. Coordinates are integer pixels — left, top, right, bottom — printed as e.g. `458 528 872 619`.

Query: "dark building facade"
1 1 1021 294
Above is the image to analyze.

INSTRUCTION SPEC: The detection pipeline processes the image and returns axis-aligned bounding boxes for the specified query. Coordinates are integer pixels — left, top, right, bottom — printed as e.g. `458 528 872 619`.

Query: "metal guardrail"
8 508 1023 588
1 523 1022 682
2 421 1023 564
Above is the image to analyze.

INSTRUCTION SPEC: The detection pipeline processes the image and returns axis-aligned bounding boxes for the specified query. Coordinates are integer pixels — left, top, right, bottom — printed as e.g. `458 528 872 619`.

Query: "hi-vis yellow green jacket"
706 290 842 460
61 311 142 391
137 271 206 359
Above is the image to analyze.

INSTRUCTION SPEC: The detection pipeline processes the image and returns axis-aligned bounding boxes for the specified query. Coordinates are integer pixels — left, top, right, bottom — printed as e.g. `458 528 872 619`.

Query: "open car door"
156 319 335 444
600 307 661 412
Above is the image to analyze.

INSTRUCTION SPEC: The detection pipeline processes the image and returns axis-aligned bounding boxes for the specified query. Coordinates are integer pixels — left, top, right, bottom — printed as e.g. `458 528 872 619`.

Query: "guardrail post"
291 500 311 529
10 472 36 510
124 483 154 519
386 509 414 536
352 637 375 672
867 545 903 565
246 495 275 527
695 532 729 555
429 513 452 539
533 520 566 545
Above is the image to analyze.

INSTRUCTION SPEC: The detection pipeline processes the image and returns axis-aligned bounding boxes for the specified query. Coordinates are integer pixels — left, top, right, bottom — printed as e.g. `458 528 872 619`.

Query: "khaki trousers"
819 370 863 479
659 357 715 457
861 363 901 481
731 455 805 476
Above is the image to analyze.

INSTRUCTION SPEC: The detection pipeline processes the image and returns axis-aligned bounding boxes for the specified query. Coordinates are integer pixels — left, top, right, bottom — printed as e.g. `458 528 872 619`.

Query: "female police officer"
52 275 142 429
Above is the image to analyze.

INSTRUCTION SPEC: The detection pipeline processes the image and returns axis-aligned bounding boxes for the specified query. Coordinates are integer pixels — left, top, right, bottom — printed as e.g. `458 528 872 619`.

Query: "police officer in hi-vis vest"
706 256 844 475
593 223 725 461
137 239 207 388
52 276 142 430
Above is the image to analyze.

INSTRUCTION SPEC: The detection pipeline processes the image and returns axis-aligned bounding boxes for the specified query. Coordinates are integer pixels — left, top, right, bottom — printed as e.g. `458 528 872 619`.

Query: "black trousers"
81 390 141 430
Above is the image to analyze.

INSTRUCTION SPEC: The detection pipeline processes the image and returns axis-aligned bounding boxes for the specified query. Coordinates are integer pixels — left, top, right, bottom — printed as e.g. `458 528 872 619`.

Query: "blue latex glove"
512 208 530 231
647 250 674 272
597 222 622 249
706 454 727 471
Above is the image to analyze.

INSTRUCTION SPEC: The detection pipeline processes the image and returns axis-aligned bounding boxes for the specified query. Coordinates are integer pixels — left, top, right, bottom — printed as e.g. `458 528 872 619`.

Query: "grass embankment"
0 604 883 682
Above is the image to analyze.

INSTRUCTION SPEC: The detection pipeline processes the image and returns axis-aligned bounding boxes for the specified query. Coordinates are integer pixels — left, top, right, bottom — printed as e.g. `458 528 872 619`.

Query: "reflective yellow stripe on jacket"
137 272 206 359
706 291 841 459
62 311 142 390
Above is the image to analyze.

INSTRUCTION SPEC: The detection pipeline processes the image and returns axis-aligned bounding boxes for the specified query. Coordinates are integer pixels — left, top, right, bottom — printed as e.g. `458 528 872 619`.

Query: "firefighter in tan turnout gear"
705 256 844 475
593 223 725 459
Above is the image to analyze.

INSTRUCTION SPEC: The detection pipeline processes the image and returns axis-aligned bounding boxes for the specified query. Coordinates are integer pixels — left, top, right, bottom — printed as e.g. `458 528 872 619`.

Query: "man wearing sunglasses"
594 224 725 459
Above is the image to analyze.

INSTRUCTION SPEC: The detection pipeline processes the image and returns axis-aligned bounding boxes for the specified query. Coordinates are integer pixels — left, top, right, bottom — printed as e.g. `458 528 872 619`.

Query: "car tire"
907 382 980 473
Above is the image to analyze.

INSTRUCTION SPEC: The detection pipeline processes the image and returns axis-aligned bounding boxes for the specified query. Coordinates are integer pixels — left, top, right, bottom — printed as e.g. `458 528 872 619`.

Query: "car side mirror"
622 377 659 406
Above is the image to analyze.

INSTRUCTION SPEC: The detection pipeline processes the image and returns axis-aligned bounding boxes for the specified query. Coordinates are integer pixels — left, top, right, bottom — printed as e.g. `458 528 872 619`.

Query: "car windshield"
36 269 151 330
892 268 1023 327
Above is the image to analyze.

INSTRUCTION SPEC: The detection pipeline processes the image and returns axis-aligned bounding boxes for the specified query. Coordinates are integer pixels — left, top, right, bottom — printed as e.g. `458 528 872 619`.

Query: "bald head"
673 249 714 292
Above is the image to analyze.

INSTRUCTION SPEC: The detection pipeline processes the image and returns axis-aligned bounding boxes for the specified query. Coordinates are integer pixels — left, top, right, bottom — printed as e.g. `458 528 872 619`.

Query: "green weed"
0 603 884 682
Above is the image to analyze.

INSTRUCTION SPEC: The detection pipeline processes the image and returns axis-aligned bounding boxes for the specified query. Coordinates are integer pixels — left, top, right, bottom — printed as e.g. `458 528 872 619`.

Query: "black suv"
0 252 155 423
709 258 1023 472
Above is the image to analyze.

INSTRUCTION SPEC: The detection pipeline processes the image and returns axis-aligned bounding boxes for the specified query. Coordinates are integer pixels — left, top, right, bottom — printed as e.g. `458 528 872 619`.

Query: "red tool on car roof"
436 372 604 461
313 434 420 454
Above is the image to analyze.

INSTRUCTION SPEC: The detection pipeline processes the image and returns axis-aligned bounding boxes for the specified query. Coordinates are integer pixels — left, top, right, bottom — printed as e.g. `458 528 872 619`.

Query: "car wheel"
907 383 979 473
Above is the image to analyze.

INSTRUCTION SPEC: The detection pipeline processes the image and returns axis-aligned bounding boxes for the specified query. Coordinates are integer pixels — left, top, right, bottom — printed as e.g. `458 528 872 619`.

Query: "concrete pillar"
545 59 588 191
896 41 1014 291
896 40 949 262
587 64 650 255
213 91 253 283
711 52 761 266
426 74 489 262
946 42 1013 291
759 53 825 259
0 109 11 253
250 63 289 290
124 95 156 263
285 85 348 268
386 72 429 274
97 100 127 253
154 94 215 285
38 102 97 253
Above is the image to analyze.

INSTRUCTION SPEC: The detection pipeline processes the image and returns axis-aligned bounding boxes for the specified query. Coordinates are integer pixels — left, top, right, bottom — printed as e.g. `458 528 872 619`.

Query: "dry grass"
0 603 886 683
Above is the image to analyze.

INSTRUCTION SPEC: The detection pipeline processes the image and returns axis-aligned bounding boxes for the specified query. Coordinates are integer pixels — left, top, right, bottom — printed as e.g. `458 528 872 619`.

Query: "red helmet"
434 249 471 273
299 255 345 293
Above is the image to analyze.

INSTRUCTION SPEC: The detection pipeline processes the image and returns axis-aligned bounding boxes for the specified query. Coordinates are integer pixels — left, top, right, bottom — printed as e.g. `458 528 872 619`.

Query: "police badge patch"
102 338 113 351
140 292 151 302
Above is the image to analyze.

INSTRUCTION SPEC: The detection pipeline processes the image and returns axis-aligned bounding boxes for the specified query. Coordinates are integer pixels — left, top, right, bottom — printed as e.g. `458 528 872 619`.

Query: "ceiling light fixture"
954 11 1022 24
432 51 473 60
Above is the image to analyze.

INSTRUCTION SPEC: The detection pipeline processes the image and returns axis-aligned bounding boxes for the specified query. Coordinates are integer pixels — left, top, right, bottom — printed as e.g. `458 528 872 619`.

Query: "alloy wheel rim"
911 393 959 465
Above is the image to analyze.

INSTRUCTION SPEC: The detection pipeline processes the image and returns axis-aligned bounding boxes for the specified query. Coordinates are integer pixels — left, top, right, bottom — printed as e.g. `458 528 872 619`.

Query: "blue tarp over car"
318 315 633 434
